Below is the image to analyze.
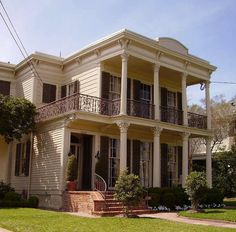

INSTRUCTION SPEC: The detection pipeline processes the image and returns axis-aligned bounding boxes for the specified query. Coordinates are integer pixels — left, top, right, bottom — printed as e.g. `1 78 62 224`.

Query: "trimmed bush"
66 154 77 181
0 200 28 208
4 192 21 201
200 188 224 205
162 192 175 209
28 196 39 208
0 182 14 200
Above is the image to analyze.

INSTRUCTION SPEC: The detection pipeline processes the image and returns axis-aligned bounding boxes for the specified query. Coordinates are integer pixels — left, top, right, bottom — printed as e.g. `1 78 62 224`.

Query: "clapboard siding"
31 127 63 194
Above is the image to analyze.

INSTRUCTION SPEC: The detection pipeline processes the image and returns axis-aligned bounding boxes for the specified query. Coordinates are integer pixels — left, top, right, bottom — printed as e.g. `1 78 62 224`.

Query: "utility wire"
212 81 236 85
0 0 43 85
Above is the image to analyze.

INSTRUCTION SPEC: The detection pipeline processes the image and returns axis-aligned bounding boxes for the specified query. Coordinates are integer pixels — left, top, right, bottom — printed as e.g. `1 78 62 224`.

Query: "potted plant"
66 154 78 191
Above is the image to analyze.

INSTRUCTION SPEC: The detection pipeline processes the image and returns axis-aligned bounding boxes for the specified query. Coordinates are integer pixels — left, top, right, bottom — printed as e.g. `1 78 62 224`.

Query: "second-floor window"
167 91 177 108
0 80 10 96
140 83 151 102
42 83 56 103
109 75 121 100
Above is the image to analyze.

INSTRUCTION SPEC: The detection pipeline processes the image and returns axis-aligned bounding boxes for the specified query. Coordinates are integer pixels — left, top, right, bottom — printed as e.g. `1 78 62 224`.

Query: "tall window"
109 75 121 100
167 146 179 186
140 83 151 102
42 83 56 103
15 141 31 176
0 80 10 96
140 142 152 188
167 91 177 108
108 138 120 187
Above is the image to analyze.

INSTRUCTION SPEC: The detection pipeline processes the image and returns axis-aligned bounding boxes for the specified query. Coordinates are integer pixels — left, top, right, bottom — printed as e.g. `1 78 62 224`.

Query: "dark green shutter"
61 85 67 98
178 146 183 180
101 72 110 99
0 80 10 96
43 83 56 103
25 140 31 176
177 92 183 125
95 136 109 184
127 78 131 114
161 143 168 187
74 80 79 93
133 80 141 101
160 87 167 107
15 144 21 176
127 139 131 173
132 140 140 176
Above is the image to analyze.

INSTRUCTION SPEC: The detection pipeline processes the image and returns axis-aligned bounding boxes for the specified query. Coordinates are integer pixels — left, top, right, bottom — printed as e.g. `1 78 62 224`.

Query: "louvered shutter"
127 139 131 173
127 78 131 115
178 146 183 182
15 144 21 176
101 72 110 99
43 83 56 103
25 141 31 176
132 140 140 176
161 143 168 187
74 80 80 93
61 85 67 98
177 92 183 125
95 136 109 184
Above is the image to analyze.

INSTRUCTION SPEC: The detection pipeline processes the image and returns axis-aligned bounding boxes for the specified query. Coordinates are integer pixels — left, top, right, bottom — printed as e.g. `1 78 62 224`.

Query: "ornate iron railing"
160 106 183 125
94 173 107 199
36 93 111 122
127 99 155 119
188 112 207 129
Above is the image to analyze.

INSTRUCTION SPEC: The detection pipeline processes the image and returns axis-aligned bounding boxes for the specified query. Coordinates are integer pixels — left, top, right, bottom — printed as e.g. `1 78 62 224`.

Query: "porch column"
153 63 160 120
120 53 129 115
152 126 162 187
205 81 211 130
182 132 190 187
116 121 130 171
206 137 212 188
182 72 188 126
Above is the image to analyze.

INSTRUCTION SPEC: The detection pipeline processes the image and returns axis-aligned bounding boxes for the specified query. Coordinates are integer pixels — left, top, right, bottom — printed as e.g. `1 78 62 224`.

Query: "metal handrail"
94 173 107 199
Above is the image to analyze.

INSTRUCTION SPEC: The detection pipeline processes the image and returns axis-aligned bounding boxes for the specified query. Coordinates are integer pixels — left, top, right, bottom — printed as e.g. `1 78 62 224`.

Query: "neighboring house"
0 29 216 210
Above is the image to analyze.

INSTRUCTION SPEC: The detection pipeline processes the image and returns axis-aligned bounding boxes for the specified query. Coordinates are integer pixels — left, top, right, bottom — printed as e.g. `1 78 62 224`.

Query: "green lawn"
0 208 235 232
180 208 236 222
224 198 236 207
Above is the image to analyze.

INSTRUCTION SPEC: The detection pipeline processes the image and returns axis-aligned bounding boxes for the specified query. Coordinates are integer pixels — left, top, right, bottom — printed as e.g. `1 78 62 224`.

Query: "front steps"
92 191 152 216
63 191 152 217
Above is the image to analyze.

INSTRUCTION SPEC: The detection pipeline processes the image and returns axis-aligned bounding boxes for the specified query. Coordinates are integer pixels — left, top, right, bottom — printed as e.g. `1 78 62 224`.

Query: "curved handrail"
94 173 107 195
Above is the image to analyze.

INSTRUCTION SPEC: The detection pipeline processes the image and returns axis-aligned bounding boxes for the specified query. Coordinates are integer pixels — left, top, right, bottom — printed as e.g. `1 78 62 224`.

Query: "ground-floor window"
108 138 120 187
140 142 152 188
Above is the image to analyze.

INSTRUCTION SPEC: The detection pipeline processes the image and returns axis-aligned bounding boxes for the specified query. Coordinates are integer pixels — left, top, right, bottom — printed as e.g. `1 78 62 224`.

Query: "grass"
0 208 235 232
179 208 236 222
224 198 236 207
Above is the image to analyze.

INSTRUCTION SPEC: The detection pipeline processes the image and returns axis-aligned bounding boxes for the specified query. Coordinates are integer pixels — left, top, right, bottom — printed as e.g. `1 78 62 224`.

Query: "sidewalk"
141 212 236 229
0 228 11 232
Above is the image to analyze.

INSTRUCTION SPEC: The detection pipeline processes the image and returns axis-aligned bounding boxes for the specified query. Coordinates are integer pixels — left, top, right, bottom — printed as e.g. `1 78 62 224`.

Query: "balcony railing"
36 93 155 122
188 112 207 129
160 106 183 125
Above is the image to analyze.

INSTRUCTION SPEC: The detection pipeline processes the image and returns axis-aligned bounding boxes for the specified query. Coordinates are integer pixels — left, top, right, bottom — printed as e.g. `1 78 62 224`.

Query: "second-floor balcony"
36 92 207 130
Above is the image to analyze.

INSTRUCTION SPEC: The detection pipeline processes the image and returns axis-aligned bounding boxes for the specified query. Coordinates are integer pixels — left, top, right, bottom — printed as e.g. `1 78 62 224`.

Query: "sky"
0 0 235 105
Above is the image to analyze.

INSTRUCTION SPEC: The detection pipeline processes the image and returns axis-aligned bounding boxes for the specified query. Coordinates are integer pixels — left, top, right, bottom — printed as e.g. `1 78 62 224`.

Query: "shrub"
114 170 143 216
66 154 77 181
148 188 162 207
4 192 21 201
185 171 207 211
200 188 224 205
0 200 28 208
162 192 175 209
172 187 190 207
0 182 14 200
28 196 39 208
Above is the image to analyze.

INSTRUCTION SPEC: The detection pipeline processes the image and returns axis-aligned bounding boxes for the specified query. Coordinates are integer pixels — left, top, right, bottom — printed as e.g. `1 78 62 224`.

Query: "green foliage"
114 170 143 215
0 95 37 143
28 196 39 208
66 154 77 181
148 187 190 209
0 200 28 208
212 147 236 197
200 188 224 205
4 192 21 201
185 171 207 210
0 182 14 200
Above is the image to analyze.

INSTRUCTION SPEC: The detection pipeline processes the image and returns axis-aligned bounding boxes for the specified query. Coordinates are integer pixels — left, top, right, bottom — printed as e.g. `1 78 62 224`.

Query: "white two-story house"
0 29 216 210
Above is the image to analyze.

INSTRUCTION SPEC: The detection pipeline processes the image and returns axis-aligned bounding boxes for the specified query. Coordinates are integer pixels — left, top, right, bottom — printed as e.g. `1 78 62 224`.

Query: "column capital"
116 121 130 133
121 52 129 61
152 126 163 137
153 62 161 72
182 132 190 140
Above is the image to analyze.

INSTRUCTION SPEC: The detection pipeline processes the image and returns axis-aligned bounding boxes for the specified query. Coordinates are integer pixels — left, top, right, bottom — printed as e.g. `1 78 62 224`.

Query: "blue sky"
0 0 235 104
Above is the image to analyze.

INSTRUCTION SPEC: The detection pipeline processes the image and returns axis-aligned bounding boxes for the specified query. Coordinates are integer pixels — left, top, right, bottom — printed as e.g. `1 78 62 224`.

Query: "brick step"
105 202 123 206
105 206 147 211
92 209 153 217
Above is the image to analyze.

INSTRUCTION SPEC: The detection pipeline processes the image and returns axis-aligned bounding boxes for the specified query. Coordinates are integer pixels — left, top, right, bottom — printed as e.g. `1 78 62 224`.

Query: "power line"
0 0 43 85
212 81 236 85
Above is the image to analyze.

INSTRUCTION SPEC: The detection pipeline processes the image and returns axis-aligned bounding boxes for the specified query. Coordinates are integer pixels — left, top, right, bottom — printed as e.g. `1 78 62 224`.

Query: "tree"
114 170 143 217
185 171 207 211
0 95 37 143
212 146 236 197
